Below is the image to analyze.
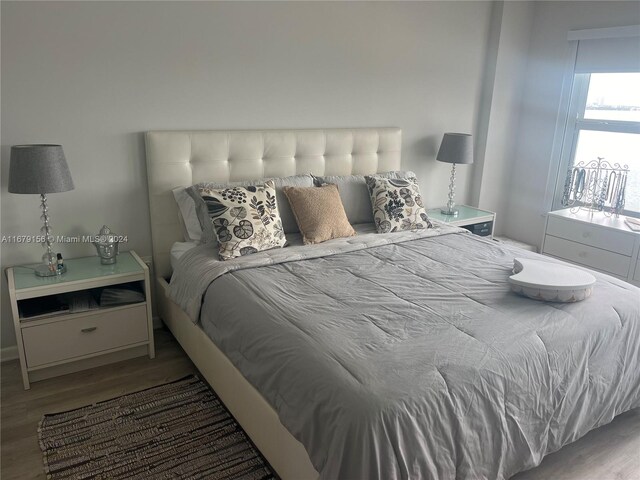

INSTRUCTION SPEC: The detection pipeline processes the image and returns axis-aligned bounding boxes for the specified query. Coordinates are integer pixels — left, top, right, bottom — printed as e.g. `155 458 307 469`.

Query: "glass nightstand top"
12 252 142 290
427 205 494 224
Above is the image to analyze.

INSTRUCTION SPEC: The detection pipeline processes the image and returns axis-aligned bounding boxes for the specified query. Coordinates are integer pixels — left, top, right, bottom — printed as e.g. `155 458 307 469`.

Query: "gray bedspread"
170 227 640 480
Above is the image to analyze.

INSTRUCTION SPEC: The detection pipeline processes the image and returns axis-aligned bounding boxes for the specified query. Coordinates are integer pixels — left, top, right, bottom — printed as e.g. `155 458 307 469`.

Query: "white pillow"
172 187 202 243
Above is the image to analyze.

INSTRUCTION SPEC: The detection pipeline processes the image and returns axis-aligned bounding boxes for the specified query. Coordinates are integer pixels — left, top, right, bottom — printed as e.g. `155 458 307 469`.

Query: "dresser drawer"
542 235 631 277
634 256 640 282
22 304 148 368
546 215 635 256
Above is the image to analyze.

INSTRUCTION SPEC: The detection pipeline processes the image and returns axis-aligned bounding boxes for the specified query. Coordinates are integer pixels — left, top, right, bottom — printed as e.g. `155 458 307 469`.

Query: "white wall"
503 1 640 247
1 1 494 349
471 1 534 234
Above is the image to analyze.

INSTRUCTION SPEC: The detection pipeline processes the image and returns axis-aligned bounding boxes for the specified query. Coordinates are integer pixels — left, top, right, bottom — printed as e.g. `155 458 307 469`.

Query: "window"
551 28 640 217
554 72 640 216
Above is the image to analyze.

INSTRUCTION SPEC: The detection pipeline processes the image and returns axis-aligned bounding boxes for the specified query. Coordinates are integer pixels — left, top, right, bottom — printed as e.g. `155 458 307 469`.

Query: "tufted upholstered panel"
145 128 401 278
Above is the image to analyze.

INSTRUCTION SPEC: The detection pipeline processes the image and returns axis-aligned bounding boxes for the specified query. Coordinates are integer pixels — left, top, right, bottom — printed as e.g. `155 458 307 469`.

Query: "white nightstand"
427 205 496 238
6 251 155 389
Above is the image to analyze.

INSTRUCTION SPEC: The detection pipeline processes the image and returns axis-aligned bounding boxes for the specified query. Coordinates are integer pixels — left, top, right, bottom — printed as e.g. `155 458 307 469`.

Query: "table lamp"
436 133 473 216
9 145 74 277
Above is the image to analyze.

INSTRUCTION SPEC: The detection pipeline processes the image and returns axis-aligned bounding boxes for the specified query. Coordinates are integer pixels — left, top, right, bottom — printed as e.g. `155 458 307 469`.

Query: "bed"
145 128 640 479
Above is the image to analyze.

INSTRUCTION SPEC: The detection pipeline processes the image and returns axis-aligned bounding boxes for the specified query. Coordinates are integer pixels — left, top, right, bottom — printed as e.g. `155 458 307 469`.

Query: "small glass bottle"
56 253 64 272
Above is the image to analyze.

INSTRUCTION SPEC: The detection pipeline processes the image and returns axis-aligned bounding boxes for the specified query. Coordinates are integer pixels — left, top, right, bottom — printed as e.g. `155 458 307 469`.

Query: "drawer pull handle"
582 232 591 238
81 327 97 333
578 252 587 258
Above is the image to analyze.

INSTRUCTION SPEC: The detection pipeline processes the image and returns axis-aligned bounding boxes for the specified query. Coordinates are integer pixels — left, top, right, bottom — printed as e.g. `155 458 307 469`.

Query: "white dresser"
541 209 640 286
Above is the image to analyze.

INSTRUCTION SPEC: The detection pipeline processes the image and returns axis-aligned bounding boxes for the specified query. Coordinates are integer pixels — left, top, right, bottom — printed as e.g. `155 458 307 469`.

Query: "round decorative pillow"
508 257 596 303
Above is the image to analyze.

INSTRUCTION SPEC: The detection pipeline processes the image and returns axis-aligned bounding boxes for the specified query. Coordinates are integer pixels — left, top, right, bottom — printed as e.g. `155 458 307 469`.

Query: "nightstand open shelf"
427 205 496 238
17 280 145 322
6 251 154 389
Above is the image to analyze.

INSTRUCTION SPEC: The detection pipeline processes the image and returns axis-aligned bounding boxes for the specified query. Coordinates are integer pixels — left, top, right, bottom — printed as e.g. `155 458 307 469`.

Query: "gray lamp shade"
436 133 473 165
9 145 74 194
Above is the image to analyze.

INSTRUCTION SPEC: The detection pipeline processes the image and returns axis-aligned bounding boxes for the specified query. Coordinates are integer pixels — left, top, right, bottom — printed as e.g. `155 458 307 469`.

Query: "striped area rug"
38 375 277 479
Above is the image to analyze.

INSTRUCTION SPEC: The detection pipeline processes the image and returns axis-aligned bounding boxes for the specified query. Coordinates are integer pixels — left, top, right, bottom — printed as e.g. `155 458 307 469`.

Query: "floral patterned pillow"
196 180 286 260
365 176 432 233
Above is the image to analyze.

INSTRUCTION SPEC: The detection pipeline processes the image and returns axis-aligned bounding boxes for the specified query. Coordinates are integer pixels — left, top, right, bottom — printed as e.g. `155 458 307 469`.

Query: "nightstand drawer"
546 216 634 256
542 235 630 277
22 304 148 368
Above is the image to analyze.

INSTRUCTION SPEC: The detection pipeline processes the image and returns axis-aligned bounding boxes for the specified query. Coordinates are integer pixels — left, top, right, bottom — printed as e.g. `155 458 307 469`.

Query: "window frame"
551 72 640 217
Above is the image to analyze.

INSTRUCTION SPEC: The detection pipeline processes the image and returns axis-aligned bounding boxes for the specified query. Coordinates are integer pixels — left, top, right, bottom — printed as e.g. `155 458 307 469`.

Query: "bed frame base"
156 277 319 480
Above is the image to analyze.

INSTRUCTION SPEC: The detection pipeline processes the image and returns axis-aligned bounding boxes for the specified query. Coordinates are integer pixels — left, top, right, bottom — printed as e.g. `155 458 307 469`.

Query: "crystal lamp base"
34 264 67 277
440 207 459 216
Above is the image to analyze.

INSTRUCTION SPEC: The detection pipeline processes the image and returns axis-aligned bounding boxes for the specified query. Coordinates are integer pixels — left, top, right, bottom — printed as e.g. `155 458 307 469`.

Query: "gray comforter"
170 226 640 479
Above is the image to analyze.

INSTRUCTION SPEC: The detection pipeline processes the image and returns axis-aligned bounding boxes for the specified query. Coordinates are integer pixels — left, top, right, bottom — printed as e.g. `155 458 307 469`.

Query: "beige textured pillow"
283 184 356 245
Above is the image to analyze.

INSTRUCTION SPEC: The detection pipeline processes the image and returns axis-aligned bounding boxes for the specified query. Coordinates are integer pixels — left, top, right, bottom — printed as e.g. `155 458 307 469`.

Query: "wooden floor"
2 328 639 480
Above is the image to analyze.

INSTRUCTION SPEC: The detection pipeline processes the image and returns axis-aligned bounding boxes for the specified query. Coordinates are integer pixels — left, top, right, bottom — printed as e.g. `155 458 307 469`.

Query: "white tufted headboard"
145 128 401 278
